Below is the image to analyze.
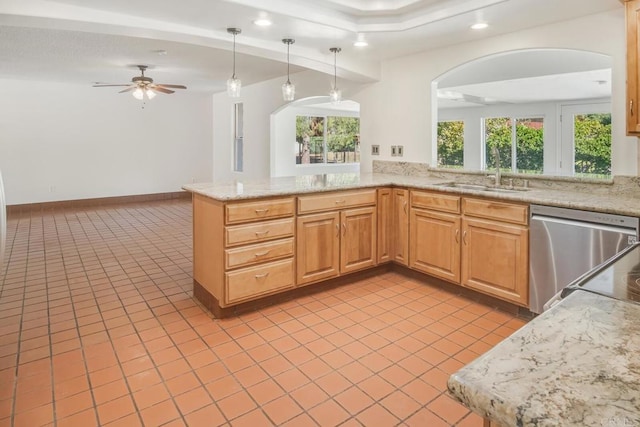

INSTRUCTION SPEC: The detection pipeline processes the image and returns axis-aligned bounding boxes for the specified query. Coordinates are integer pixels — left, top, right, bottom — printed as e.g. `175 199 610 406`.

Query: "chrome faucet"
491 145 501 187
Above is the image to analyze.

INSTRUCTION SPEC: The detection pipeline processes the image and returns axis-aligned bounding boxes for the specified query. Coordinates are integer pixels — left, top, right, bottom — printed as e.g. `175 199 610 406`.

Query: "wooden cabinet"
461 199 529 306
626 0 640 135
392 189 409 265
340 207 377 273
409 191 461 283
297 190 377 286
377 188 392 264
193 194 296 308
377 188 409 265
191 185 530 316
296 212 340 285
408 192 529 307
410 208 461 283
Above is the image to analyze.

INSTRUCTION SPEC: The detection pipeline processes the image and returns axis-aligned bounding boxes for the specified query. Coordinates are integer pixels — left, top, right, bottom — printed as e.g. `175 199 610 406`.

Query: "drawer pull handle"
335 200 346 205
254 273 270 279
336 223 340 237
255 230 270 237
342 223 347 236
631 100 635 117
254 250 271 257
455 229 460 243
255 209 270 214
403 201 408 214
463 230 468 245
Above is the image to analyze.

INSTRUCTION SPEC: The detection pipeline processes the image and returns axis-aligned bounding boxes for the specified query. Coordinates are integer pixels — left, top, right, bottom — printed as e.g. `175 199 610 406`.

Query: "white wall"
0 79 213 205
272 103 360 177
212 70 366 182
357 9 639 176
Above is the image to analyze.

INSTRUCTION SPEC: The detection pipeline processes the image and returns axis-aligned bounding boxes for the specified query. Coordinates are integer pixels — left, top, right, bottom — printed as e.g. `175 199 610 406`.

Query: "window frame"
295 114 360 166
482 115 545 174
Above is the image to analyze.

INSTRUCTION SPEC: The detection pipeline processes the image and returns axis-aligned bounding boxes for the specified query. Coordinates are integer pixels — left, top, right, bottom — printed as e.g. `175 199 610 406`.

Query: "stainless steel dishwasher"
529 204 639 313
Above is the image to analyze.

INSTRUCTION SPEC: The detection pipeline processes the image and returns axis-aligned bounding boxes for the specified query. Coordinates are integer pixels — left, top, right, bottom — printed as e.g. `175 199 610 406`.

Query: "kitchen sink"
433 182 528 193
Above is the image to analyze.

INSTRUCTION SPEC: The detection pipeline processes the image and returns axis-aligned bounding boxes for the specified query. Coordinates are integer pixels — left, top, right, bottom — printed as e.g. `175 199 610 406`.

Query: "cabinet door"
297 212 340 286
377 188 392 264
340 207 377 274
627 0 640 135
410 208 461 283
462 217 528 306
392 189 409 266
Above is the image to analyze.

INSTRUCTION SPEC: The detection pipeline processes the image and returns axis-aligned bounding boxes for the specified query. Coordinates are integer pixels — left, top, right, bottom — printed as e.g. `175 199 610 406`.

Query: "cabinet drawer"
225 238 294 270
297 189 376 214
411 190 460 213
463 198 528 225
225 259 294 304
226 218 294 247
226 197 295 224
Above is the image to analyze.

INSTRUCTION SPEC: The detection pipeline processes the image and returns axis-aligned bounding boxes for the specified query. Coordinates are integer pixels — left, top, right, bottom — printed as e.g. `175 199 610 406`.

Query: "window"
233 103 243 172
296 115 360 165
484 117 544 174
437 120 464 168
573 113 611 178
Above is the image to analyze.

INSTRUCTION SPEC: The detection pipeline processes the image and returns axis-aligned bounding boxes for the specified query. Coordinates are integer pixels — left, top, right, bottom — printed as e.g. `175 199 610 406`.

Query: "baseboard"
7 191 190 217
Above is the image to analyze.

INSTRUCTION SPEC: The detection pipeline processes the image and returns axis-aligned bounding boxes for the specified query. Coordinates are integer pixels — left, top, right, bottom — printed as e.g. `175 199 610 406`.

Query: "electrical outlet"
49 185 56 193
371 145 380 155
397 145 404 157
391 146 397 156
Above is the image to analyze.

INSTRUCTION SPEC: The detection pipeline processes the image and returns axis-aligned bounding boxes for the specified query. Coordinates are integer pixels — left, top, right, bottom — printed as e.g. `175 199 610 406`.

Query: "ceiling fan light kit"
93 64 187 102
282 38 296 101
227 28 242 98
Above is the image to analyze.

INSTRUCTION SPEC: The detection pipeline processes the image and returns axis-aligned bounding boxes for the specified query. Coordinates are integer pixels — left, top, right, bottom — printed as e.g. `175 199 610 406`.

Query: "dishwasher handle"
531 214 638 239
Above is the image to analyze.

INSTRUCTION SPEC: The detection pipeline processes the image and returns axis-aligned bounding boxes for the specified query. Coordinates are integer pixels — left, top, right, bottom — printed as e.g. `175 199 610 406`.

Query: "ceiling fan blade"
156 84 187 89
152 86 175 94
93 84 131 87
118 86 136 93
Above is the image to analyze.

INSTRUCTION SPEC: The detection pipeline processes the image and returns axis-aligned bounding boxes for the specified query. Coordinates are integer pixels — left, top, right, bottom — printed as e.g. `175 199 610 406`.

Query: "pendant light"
329 47 342 104
282 38 295 101
227 28 242 98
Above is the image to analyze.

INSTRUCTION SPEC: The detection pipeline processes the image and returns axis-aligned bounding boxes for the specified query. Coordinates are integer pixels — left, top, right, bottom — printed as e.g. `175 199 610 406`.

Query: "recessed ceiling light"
354 40 368 47
471 22 489 30
254 18 272 26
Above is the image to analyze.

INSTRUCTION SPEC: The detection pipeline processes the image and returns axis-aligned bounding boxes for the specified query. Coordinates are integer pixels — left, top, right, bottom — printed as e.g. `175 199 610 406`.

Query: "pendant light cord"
232 33 236 79
333 49 337 89
286 43 291 84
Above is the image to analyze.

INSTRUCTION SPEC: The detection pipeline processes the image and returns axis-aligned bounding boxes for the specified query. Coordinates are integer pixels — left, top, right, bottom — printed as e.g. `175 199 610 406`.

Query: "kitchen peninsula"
182 170 640 318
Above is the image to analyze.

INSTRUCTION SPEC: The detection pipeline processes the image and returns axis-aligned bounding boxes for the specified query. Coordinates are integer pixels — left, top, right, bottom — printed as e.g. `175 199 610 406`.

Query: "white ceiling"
0 0 623 93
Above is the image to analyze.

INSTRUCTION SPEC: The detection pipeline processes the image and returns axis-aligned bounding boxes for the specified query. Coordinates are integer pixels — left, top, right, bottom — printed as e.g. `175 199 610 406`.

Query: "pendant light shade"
227 28 242 98
282 38 295 101
329 47 342 104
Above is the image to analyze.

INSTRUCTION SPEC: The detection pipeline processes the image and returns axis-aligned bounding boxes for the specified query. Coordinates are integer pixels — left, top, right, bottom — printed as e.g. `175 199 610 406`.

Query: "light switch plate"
397 145 404 157
391 146 397 156
371 145 380 155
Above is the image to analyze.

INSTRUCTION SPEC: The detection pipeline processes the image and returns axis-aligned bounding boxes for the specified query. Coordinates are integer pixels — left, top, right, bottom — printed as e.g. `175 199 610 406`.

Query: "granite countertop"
447 291 640 427
182 172 640 217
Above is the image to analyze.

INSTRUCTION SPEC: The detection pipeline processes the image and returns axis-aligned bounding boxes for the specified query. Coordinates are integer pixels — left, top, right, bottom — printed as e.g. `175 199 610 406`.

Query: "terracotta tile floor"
0 199 527 426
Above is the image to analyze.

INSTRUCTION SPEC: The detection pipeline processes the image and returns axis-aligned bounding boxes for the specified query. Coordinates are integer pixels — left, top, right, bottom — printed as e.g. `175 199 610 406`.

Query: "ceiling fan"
93 65 187 100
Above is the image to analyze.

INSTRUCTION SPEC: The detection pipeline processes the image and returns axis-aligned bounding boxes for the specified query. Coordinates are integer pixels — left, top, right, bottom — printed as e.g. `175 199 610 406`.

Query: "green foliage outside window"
327 117 360 163
437 121 464 168
485 117 543 174
574 114 611 178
